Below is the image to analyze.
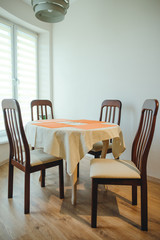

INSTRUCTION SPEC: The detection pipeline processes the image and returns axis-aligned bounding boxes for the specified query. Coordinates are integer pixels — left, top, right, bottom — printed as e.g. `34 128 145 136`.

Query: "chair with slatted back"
89 99 122 158
31 99 54 184
77 99 122 178
31 99 54 121
2 99 64 214
90 99 159 230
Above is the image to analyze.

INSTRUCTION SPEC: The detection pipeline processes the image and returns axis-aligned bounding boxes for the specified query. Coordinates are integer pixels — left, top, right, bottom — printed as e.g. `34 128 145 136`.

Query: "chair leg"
59 160 64 199
8 162 14 198
132 185 137 205
95 153 101 158
77 163 79 178
41 169 45 187
91 179 98 228
141 181 148 231
65 161 67 173
24 172 30 214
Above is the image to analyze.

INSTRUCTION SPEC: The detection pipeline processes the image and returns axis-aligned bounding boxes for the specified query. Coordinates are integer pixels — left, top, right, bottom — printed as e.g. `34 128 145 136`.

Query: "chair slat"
105 107 108 122
41 105 43 119
7 110 16 159
10 109 19 162
108 107 112 122
136 111 147 167
37 105 39 120
13 109 24 164
112 107 116 123
45 105 48 119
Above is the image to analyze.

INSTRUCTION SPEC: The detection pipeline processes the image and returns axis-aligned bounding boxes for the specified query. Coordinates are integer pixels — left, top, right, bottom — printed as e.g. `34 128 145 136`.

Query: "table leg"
72 181 77 205
39 173 42 182
71 166 77 205
101 140 109 158
71 140 109 204
101 140 109 191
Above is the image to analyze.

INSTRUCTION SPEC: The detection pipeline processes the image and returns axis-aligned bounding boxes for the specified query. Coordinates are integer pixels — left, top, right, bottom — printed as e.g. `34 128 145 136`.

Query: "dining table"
25 119 126 205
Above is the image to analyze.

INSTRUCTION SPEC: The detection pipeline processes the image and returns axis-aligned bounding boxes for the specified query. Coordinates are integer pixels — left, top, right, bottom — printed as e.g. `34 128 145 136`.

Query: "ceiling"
22 0 31 5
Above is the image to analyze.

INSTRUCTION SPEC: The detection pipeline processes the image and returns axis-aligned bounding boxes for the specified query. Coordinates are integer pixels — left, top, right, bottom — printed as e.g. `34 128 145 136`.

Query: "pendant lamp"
31 0 69 23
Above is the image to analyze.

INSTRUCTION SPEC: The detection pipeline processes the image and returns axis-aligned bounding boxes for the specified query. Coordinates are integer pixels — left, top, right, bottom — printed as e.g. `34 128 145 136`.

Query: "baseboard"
148 176 160 184
0 159 9 167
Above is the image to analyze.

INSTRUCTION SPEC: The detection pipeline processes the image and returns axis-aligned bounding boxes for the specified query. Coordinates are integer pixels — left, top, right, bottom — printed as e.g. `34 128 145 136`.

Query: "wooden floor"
0 156 160 240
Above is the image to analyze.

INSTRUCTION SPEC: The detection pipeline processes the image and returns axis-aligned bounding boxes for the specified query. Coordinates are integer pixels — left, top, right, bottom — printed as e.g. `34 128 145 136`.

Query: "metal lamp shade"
31 0 69 23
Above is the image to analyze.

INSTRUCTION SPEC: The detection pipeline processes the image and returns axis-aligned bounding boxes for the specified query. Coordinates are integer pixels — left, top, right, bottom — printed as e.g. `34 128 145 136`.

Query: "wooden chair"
90 99 159 230
31 99 54 121
31 99 54 181
77 99 122 178
88 99 122 158
2 99 64 214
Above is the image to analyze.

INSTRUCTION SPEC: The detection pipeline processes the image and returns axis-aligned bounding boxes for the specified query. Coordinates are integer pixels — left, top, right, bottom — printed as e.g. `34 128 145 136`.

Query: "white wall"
38 31 53 100
52 0 160 179
0 143 9 166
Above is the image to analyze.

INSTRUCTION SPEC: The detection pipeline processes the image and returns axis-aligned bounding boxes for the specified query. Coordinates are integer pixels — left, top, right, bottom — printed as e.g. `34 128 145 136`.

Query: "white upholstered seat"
90 158 140 179
29 149 62 166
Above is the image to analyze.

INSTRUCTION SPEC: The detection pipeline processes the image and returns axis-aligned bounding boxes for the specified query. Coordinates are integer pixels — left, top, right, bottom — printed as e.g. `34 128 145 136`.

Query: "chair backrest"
31 99 54 121
99 100 122 125
2 99 30 167
132 99 159 178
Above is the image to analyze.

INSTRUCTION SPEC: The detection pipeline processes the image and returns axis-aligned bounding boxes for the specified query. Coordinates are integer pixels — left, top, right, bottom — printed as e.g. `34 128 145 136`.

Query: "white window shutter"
17 28 37 125
0 22 12 131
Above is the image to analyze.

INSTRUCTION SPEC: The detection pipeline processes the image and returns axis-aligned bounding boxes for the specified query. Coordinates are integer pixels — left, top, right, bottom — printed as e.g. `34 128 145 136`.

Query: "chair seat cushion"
30 149 62 166
90 158 141 179
92 141 112 152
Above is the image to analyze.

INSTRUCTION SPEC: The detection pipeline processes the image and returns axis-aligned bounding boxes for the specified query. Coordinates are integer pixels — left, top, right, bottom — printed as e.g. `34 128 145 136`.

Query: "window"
0 19 38 132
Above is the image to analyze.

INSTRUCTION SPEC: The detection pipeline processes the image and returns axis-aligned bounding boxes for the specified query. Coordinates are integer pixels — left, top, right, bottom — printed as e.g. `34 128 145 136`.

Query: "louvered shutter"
0 22 12 131
17 28 37 125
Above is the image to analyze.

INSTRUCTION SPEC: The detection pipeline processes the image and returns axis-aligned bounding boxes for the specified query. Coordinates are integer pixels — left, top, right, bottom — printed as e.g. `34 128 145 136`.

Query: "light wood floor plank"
0 157 160 240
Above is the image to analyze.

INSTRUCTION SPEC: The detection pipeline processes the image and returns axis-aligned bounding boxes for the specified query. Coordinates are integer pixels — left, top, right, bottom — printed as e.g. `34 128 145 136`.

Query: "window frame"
0 17 38 140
